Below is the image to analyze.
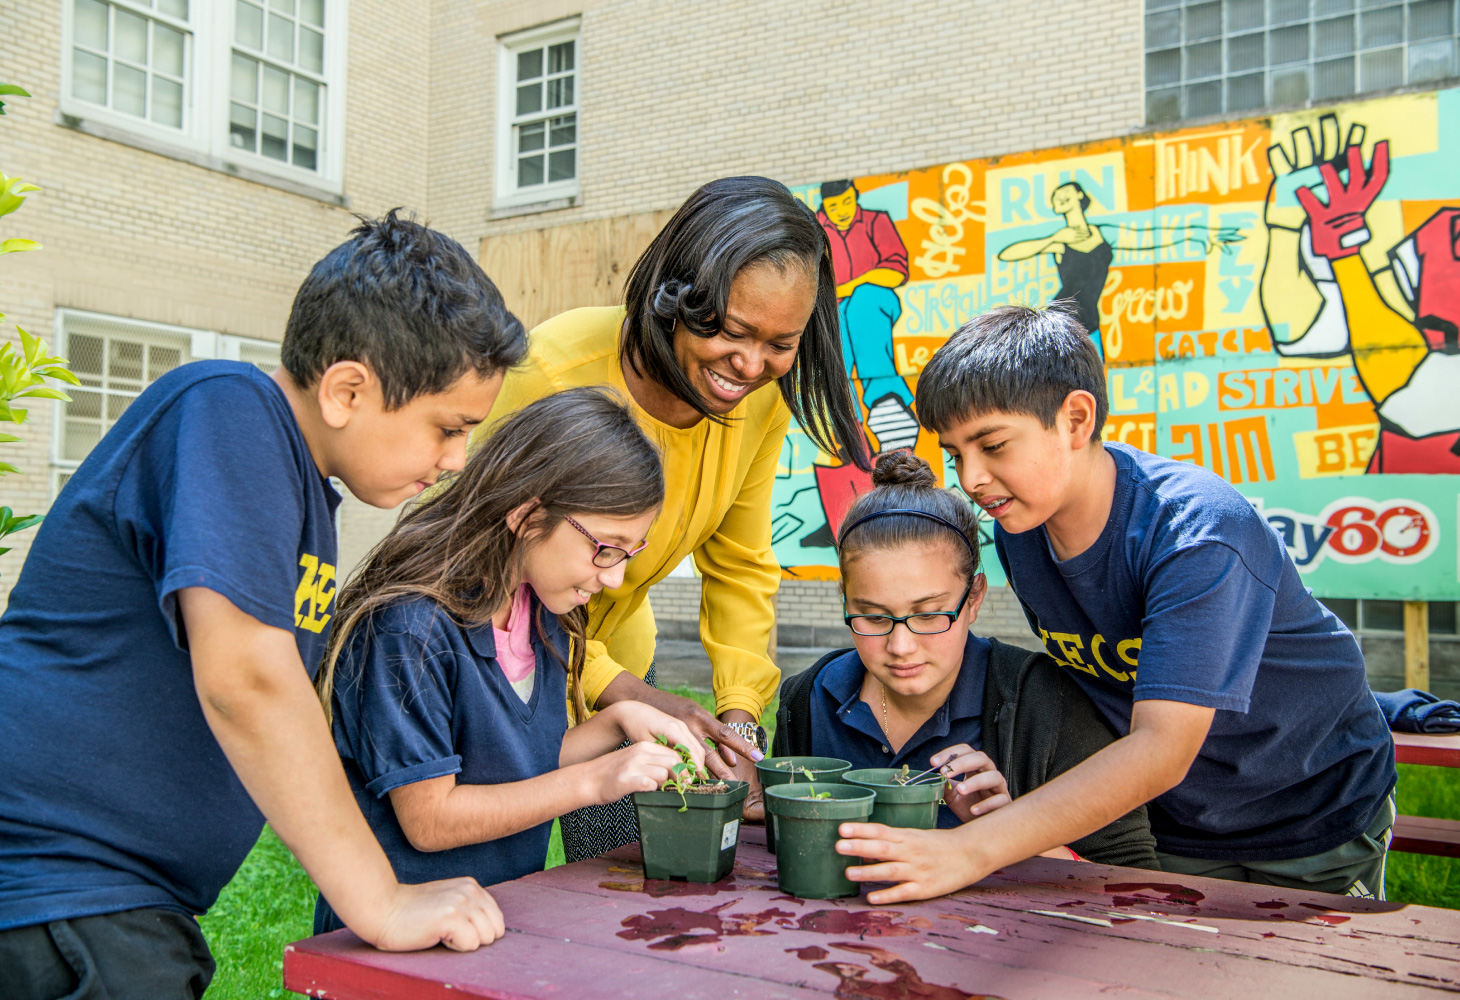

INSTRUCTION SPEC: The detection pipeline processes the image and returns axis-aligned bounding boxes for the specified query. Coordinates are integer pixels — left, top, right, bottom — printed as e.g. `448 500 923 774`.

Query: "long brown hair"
316 387 665 725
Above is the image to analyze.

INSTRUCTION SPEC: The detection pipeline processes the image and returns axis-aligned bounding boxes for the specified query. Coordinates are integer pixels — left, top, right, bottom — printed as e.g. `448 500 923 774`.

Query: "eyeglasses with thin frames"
563 514 649 569
842 576 974 636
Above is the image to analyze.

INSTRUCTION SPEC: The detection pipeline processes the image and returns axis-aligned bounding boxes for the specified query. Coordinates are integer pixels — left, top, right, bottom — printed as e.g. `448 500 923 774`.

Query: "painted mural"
772 86 1460 600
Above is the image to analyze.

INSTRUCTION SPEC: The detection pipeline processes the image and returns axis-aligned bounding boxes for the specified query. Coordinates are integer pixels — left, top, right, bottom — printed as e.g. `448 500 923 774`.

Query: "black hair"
282 208 528 409
620 176 870 469
1054 181 1092 212
820 179 856 201
838 451 981 586
915 302 1108 438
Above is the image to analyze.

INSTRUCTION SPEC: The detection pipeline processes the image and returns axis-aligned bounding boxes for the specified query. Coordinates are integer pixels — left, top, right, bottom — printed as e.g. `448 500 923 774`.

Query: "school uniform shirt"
995 442 1396 862
805 637 989 829
477 306 787 719
0 362 341 931
313 594 570 933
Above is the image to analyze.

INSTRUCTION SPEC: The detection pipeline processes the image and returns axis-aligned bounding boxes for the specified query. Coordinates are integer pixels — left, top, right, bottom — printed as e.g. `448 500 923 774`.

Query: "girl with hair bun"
773 451 1157 868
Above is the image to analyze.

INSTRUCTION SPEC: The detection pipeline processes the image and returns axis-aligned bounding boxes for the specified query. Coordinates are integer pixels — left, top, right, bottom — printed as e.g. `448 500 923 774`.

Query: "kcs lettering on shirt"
295 553 337 633
1038 627 1141 686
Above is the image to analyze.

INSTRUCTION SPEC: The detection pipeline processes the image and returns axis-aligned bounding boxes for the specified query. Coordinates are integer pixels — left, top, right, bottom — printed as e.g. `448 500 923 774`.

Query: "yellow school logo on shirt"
1038 627 1141 685
295 554 337 633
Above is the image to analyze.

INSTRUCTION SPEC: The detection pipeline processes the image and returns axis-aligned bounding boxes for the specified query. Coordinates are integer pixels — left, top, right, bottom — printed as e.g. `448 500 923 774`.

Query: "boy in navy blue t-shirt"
836 303 1395 904
0 212 527 996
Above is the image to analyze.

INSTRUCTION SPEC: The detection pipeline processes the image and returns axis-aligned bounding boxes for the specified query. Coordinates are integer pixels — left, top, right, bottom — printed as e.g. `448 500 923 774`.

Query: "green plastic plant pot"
631 780 749 883
764 783 874 900
842 768 943 829
754 756 851 854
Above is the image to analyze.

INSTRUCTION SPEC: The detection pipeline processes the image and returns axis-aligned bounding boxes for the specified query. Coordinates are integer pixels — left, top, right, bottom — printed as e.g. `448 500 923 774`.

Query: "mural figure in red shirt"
800 179 919 549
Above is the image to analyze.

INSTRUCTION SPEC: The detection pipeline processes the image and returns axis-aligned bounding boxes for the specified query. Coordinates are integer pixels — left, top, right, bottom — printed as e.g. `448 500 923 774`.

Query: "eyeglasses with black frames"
843 577 974 636
563 514 650 569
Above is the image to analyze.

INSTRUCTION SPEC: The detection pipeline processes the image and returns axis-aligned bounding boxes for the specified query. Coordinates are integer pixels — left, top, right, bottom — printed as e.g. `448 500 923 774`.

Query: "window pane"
1187 40 1222 77
113 62 147 116
1272 64 1311 102
1271 24 1310 63
1315 55 1355 96
75 0 109 50
115 7 149 63
106 394 131 421
292 124 317 169
229 101 257 148
549 114 575 146
1147 47 1181 84
293 76 319 123
517 48 542 81
1230 31 1266 70
154 22 184 76
1360 5 1402 46
1272 0 1310 22
518 153 544 186
64 421 102 461
1410 0 1455 40
236 0 263 49
1316 0 1354 11
1409 38 1456 81
1362 599 1404 631
518 120 545 152
516 82 541 115
1146 86 1181 122
261 113 288 159
110 339 143 382
1185 79 1221 115
152 74 182 125
1228 70 1266 108
1187 1 1222 39
157 0 188 16
68 387 101 419
1323 598 1360 630
1228 0 1265 31
70 334 103 376
300 27 323 72
301 0 323 26
269 0 295 12
1431 601 1458 634
1316 14 1355 54
73 48 108 104
262 64 289 114
548 40 574 73
231 52 257 101
1361 45 1403 87
546 75 573 108
1147 0 1179 8
147 345 181 380
1147 9 1180 47
267 12 293 61
548 147 575 182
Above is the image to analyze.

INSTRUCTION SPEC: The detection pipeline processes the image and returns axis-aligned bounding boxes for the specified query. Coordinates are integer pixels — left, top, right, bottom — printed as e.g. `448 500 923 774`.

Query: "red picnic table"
1392 731 1460 858
284 825 1460 999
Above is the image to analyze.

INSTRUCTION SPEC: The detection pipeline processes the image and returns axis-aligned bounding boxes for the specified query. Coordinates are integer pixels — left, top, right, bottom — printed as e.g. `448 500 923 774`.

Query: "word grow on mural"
772 86 1460 601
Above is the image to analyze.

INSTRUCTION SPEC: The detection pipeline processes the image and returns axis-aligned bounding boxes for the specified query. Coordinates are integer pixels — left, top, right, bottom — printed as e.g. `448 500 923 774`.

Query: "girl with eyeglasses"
310 388 705 933
477 176 870 861
773 451 1157 867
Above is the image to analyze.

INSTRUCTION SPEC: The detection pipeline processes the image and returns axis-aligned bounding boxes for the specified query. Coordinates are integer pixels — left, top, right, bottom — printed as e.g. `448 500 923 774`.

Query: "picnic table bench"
284 825 1460 999
1392 731 1460 859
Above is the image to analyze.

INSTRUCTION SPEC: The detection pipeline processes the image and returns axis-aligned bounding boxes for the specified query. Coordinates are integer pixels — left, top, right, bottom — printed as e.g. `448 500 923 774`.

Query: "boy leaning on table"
0 212 523 998
837 302 1397 903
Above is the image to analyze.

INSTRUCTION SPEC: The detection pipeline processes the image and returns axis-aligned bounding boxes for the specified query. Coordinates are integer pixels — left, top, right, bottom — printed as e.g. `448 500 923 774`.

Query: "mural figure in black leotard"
998 181 1241 360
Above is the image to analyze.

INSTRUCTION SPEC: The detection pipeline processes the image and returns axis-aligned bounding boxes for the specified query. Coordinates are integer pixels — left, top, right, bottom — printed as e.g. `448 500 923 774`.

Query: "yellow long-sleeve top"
480 306 786 720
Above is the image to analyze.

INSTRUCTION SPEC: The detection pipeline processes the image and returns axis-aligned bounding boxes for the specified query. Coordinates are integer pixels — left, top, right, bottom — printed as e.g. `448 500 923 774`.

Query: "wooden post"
1405 600 1430 691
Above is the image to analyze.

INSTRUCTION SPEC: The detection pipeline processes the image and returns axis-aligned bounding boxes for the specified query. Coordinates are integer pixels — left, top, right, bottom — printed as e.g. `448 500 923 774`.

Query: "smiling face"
821 187 859 230
842 542 985 702
519 508 660 615
938 405 1083 536
327 368 504 508
671 261 814 412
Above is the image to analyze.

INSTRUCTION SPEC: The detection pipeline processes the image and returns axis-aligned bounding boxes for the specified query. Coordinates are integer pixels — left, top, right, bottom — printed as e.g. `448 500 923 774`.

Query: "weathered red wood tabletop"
284 826 1460 999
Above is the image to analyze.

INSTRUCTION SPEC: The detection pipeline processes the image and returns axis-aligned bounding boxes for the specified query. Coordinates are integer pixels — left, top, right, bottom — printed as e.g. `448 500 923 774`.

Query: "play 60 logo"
1250 497 1440 571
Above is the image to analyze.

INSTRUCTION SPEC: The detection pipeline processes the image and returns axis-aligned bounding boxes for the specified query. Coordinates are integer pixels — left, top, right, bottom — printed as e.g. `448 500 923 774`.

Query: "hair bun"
872 450 937 489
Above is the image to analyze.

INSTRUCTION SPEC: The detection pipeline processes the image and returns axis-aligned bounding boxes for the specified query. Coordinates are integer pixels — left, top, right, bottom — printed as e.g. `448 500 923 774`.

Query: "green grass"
198 691 1455 998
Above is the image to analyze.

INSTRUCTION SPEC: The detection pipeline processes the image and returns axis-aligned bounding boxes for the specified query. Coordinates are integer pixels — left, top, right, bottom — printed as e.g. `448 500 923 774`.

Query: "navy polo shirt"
314 595 569 933
806 636 990 829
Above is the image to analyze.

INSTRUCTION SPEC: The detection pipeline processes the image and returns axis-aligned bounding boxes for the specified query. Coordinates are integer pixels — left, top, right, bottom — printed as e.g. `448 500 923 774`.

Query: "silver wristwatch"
723 721 768 755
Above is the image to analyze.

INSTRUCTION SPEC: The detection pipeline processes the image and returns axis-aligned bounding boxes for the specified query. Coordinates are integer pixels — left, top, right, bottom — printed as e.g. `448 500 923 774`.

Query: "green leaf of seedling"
654 733 669 747
703 737 717 750
0 238 41 254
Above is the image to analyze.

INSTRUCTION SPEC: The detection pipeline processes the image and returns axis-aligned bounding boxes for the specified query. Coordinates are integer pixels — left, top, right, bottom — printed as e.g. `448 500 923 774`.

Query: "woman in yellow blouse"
481 177 867 860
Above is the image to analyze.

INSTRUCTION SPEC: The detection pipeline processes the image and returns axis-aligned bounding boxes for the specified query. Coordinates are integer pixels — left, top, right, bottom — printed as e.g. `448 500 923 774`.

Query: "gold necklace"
880 682 892 746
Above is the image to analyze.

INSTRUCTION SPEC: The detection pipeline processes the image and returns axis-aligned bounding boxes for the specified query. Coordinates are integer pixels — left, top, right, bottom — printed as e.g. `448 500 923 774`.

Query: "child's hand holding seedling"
928 745 1011 822
600 700 707 771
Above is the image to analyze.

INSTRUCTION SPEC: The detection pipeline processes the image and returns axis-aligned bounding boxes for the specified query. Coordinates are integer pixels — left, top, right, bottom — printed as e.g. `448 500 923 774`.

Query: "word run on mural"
772 86 1460 601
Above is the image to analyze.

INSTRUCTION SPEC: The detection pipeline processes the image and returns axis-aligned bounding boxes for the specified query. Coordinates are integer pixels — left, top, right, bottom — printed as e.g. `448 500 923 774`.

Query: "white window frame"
59 0 348 195
49 308 282 499
495 17 581 211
